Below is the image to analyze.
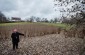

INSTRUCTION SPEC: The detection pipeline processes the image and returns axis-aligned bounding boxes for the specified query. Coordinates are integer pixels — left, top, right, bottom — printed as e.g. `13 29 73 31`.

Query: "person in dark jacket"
11 29 24 50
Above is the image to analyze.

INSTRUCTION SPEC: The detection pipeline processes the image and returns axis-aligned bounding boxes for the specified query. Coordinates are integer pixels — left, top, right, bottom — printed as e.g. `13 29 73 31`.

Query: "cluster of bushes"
61 27 85 39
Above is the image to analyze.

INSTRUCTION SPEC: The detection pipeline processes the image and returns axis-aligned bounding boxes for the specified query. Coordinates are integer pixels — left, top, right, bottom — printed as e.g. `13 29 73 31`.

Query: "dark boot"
13 42 16 50
16 43 19 49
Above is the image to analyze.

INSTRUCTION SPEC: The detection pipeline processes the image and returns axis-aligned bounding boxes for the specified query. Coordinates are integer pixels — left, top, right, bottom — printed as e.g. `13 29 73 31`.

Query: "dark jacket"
11 32 24 43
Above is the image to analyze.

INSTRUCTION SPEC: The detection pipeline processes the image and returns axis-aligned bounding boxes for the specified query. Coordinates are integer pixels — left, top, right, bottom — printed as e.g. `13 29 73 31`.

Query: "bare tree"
54 18 58 23
50 19 54 23
41 18 49 22
27 16 35 22
35 17 41 22
54 0 85 25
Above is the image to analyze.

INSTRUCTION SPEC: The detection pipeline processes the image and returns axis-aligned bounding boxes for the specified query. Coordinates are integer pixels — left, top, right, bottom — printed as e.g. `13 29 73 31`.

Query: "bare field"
0 34 84 55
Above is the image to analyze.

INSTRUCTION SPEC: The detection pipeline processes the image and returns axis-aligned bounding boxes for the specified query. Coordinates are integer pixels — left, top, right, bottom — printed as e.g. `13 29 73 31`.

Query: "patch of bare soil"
0 34 84 55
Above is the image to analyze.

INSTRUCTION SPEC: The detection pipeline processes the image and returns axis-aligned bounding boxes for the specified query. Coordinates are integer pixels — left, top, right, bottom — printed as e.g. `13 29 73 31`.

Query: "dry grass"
61 27 85 39
0 23 61 40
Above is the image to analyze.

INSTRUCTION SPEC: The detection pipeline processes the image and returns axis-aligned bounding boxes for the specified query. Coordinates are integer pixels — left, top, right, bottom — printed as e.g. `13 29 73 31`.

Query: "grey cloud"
1 0 59 19
0 0 16 12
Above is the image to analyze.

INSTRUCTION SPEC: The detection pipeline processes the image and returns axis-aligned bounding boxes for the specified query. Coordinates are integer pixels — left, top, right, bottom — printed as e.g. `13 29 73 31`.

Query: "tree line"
26 16 60 23
0 12 60 23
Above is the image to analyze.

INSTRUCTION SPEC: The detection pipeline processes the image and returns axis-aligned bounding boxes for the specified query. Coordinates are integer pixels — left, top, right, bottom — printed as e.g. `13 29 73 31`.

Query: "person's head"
13 29 17 33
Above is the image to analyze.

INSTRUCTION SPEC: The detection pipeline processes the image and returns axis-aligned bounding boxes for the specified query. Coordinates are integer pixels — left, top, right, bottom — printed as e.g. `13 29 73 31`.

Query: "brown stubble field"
0 23 61 40
0 22 85 55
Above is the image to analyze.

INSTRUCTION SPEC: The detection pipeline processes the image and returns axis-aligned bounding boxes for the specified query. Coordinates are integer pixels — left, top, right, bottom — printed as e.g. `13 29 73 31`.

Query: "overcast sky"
0 0 62 20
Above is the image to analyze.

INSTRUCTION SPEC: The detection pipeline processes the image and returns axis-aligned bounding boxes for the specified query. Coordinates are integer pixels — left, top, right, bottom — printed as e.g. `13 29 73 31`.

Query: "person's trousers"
12 42 19 50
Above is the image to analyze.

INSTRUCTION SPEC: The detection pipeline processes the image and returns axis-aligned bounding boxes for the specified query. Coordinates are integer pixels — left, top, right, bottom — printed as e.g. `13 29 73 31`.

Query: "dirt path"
0 34 84 55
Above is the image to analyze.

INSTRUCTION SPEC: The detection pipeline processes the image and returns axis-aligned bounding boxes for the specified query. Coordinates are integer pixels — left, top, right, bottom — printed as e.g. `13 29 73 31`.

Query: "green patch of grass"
0 22 30 26
39 22 74 30
0 22 75 30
